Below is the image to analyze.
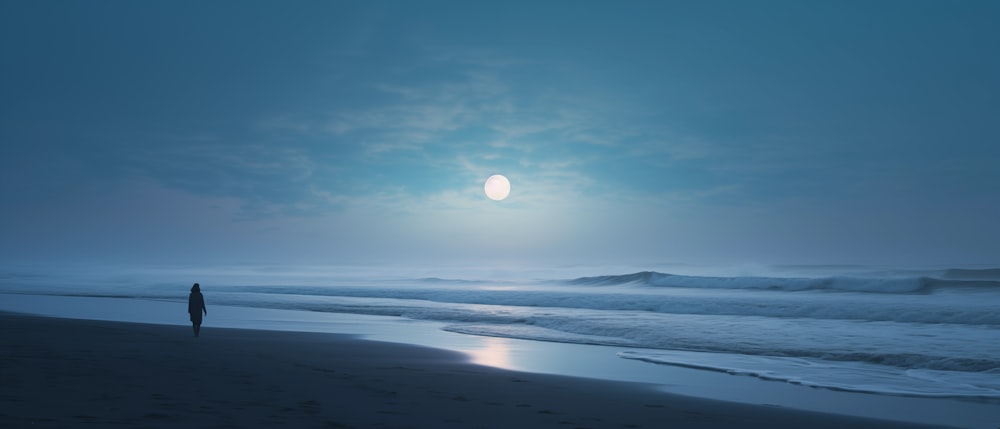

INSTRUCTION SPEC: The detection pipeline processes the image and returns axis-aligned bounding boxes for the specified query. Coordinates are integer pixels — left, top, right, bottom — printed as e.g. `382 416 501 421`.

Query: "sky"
2 0 998 269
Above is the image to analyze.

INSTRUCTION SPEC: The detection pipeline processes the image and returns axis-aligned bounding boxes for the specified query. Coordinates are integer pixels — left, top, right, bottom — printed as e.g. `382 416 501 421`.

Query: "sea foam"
3 264 999 400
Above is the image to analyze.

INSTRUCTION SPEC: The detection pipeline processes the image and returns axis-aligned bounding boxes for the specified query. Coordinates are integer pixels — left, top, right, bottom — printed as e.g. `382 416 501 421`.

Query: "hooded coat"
188 285 206 323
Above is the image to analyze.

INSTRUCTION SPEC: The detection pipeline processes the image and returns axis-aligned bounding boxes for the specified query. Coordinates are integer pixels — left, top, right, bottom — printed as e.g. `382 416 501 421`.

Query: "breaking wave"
567 271 1000 294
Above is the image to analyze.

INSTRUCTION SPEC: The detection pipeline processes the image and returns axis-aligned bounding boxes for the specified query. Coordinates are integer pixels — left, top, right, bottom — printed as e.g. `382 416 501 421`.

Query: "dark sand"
0 313 952 428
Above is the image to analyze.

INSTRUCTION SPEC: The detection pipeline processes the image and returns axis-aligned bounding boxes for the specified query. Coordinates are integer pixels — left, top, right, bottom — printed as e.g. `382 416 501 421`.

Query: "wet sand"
0 313 951 428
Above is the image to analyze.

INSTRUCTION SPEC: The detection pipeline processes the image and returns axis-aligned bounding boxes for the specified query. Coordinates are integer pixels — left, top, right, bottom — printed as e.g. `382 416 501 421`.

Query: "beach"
0 312 951 429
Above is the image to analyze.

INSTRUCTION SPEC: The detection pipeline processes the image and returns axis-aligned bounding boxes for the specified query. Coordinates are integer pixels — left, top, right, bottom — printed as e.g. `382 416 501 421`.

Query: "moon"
484 174 511 201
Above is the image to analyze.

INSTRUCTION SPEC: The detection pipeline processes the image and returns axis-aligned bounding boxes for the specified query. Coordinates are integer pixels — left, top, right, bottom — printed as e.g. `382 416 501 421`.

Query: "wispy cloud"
142 41 875 223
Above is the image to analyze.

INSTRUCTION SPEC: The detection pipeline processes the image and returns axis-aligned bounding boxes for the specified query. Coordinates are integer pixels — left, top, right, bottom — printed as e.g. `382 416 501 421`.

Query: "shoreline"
0 312 959 429
1 293 998 428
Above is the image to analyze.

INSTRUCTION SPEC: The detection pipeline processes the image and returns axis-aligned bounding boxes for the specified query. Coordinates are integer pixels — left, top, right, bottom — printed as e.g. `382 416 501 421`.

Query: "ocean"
2 264 999 401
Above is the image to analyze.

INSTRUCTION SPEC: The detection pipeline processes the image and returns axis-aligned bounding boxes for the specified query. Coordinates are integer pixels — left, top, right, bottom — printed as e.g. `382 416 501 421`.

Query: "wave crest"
567 271 1000 294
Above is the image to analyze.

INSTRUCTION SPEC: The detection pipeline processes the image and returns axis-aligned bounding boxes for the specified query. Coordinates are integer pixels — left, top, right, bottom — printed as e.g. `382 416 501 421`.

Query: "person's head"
191 283 200 292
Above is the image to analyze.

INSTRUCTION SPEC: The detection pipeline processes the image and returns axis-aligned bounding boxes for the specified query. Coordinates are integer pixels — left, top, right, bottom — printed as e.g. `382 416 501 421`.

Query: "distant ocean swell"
567 270 1000 294
223 281 1000 326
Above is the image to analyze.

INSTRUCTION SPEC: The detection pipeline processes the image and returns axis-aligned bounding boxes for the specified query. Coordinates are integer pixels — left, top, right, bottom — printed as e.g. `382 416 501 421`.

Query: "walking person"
188 283 207 337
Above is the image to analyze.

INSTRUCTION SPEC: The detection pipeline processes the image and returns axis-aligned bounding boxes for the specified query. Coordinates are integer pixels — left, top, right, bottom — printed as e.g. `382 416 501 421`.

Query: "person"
188 283 207 337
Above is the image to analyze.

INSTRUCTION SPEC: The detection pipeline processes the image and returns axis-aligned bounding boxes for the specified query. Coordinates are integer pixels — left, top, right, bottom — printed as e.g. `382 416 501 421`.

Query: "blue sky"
2 1 998 267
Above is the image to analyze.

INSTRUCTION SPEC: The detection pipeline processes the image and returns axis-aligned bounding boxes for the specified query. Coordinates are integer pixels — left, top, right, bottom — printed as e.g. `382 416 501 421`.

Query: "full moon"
484 174 511 201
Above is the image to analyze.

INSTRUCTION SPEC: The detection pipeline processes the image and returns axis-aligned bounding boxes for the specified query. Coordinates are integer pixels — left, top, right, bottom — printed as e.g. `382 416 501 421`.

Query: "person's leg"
194 321 201 337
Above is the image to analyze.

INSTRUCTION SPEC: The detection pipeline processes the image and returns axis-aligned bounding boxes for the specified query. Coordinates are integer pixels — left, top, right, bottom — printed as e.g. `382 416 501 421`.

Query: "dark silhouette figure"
188 283 207 337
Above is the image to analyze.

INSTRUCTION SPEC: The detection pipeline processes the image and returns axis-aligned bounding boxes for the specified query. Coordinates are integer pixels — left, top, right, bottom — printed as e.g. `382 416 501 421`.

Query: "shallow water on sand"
1 293 998 429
